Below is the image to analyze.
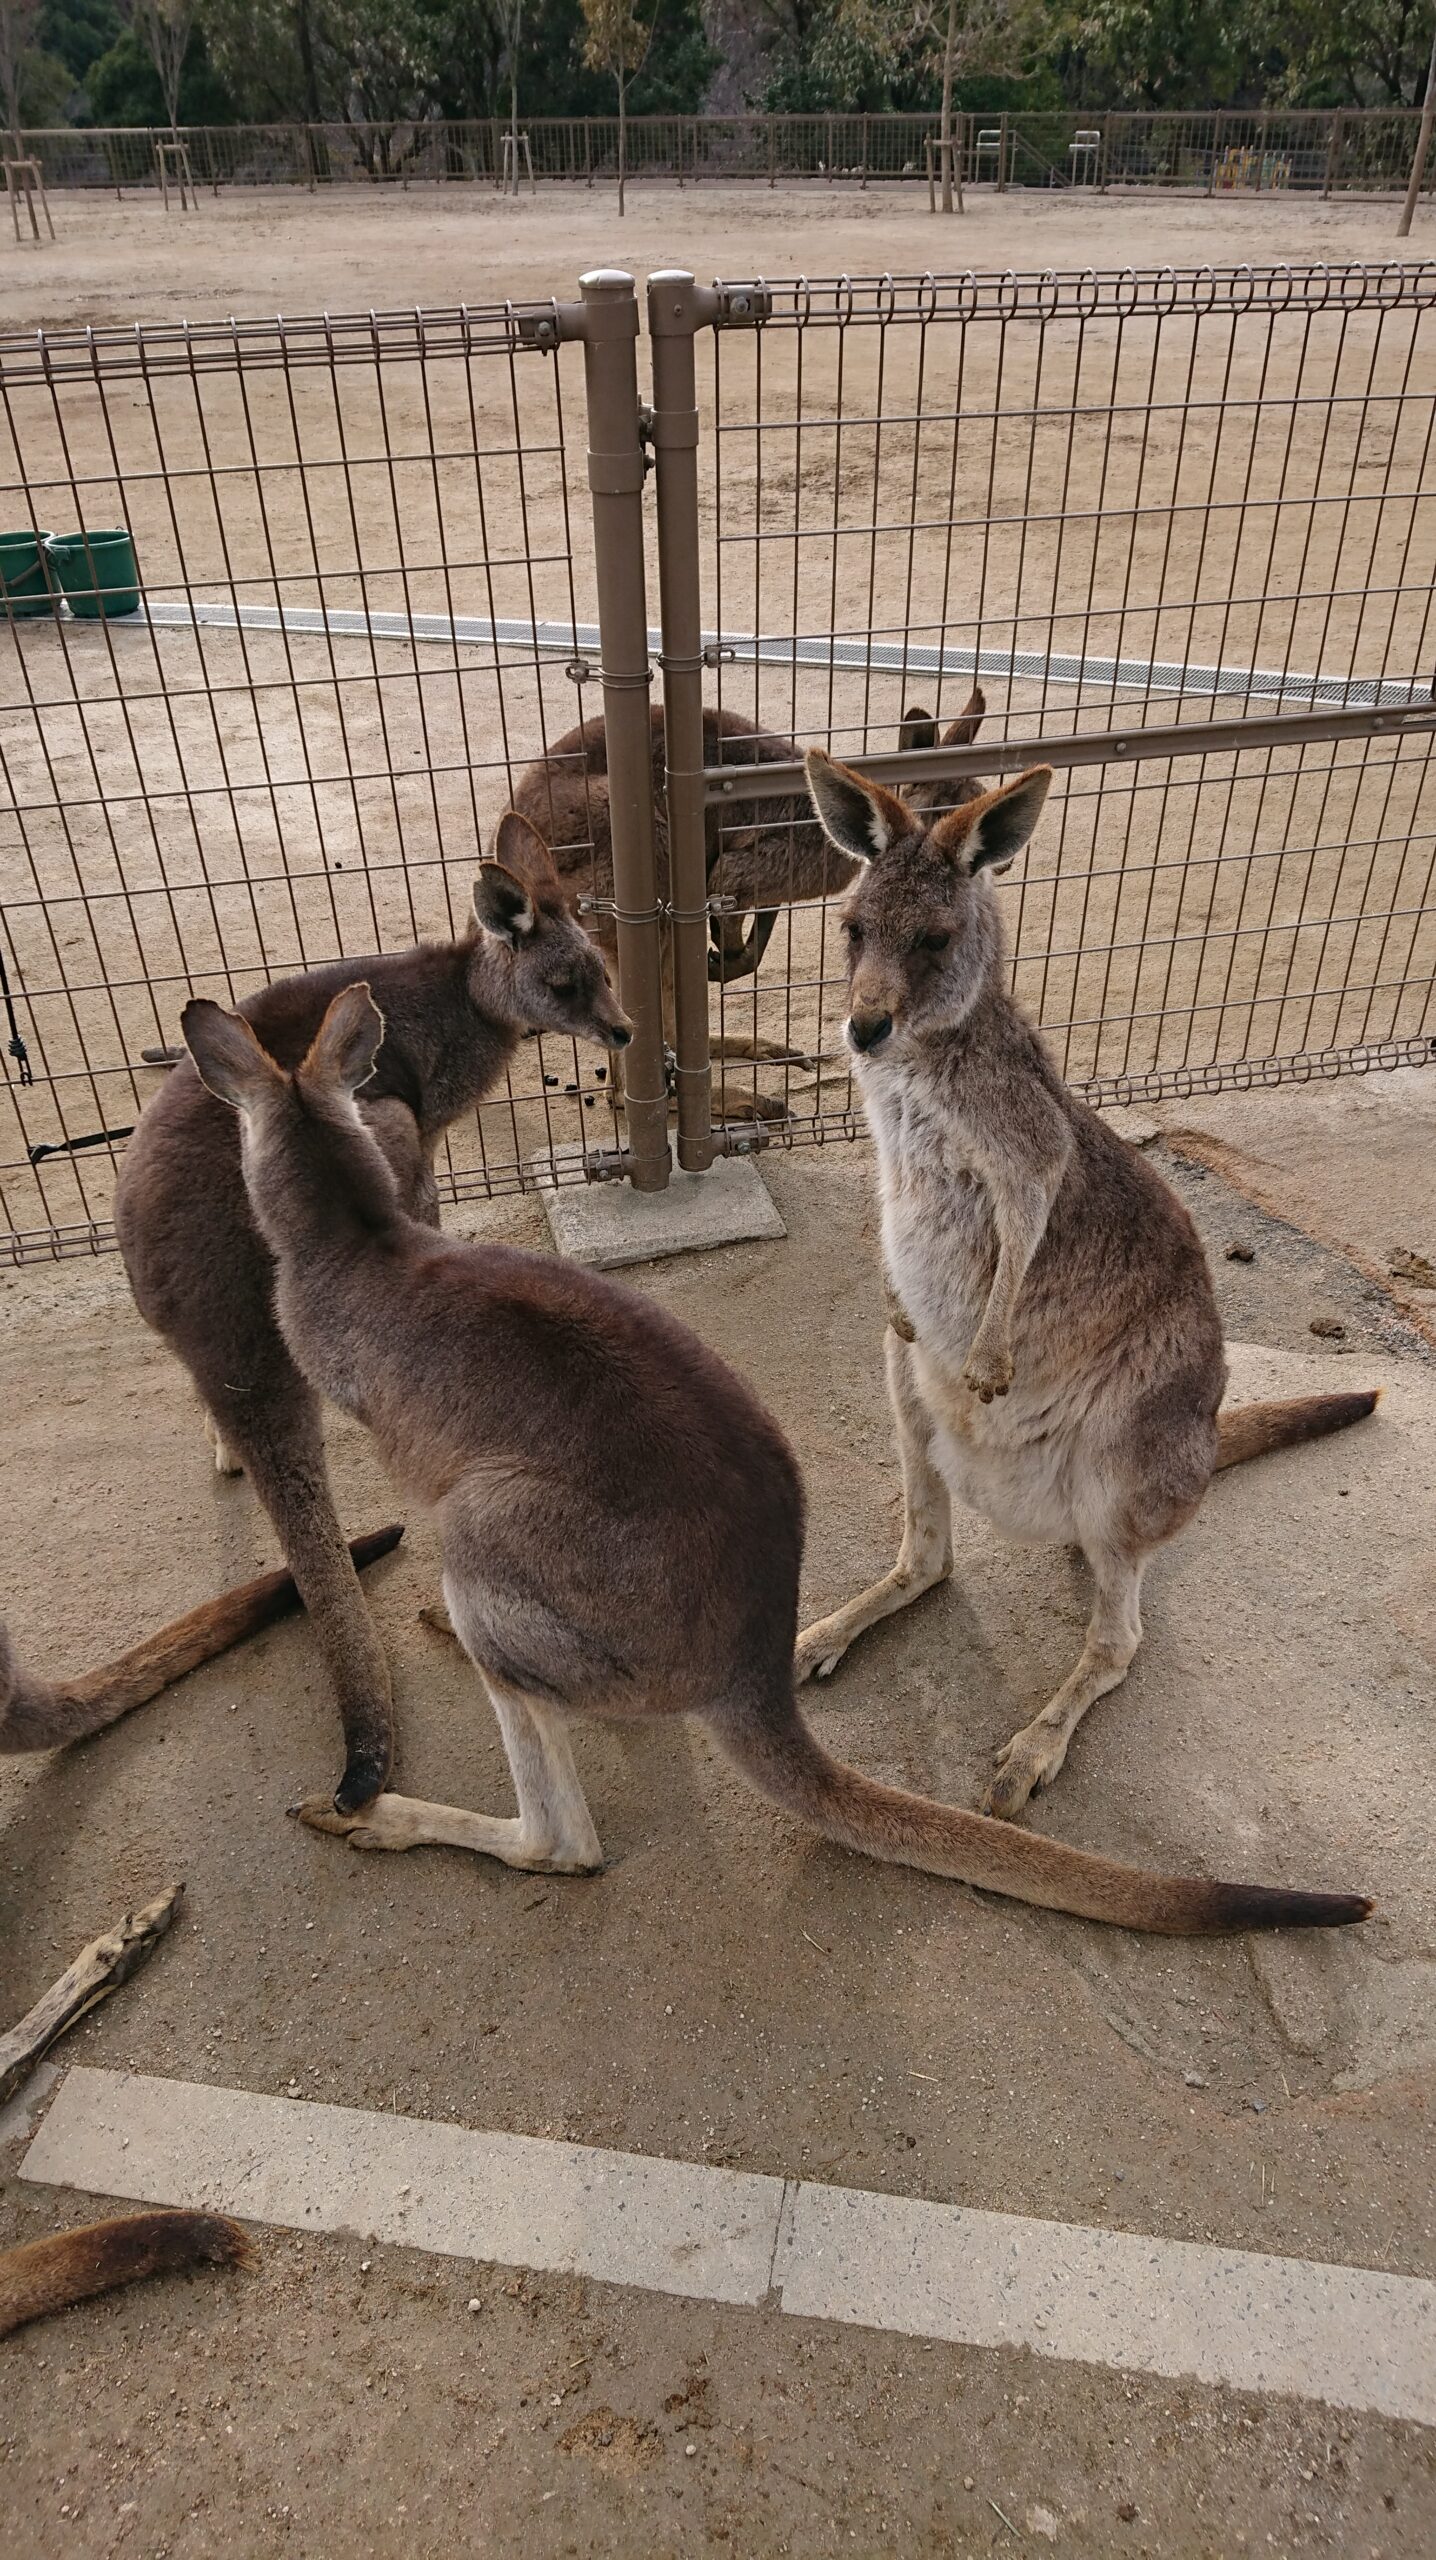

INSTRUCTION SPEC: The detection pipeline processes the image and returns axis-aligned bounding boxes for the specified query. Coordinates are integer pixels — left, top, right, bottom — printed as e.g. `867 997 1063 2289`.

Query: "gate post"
576 269 671 1191
648 270 715 1174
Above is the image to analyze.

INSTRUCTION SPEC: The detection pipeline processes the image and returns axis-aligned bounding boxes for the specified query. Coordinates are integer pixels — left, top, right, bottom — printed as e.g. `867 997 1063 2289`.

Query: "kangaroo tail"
1215 1390 1379 1473
0 1523 403 1754
0 2211 251 2339
718 1698 1370 1935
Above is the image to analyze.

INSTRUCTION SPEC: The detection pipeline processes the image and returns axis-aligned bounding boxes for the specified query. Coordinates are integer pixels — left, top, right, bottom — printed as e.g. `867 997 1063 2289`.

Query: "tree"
580 0 656 214
123 0 195 132
0 0 42 145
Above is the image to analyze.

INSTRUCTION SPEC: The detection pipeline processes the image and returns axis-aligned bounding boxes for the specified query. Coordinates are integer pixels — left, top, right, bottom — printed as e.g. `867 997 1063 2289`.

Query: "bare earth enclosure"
1 187 1435 2557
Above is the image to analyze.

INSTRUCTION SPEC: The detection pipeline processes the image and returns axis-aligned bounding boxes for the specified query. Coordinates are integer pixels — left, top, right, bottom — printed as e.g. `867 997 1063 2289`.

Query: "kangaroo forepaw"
418 1599 460 1644
962 1345 1014 1402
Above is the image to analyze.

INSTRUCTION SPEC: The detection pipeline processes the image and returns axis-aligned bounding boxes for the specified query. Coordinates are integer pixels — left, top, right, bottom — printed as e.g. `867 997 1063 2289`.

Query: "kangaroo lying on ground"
175 975 1369 1935
513 692 988 1116
96 814 630 1816
795 751 1380 1819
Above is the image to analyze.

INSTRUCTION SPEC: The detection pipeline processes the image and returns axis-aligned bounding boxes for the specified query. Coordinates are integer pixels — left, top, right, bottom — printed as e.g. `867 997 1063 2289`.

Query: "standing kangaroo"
105 814 631 1815
794 752 1380 1820
174 976 1370 1936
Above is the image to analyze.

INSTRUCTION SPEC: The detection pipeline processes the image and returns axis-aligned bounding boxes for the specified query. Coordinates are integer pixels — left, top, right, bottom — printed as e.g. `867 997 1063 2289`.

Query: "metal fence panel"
0 302 629 1263
687 264 1436 1134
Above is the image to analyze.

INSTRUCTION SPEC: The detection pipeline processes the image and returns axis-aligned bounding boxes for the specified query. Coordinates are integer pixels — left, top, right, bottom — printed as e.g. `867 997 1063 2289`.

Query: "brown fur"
0 2212 251 2339
177 980 1369 1936
109 818 631 1814
0 1526 401 1754
794 751 1381 1826
511 693 988 1116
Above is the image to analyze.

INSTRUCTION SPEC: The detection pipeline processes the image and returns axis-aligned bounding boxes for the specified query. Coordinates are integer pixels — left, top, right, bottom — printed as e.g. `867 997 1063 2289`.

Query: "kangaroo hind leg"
298 1682 602 1874
982 1543 1147 1821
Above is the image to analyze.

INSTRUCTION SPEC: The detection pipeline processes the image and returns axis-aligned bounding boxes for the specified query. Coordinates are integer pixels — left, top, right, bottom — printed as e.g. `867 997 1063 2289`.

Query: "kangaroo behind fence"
794 751 1380 1817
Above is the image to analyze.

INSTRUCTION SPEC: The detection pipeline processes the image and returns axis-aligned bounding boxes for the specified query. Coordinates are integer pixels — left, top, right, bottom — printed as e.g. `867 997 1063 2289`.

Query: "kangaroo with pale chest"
795 750 1380 1820
174 974 1369 1935
0 815 632 1814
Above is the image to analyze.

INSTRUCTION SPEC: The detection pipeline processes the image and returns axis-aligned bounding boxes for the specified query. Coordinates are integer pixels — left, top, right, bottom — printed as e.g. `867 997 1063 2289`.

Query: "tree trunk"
618 73 626 216
939 0 958 214
1398 16 1436 235
294 0 323 125
508 1 520 196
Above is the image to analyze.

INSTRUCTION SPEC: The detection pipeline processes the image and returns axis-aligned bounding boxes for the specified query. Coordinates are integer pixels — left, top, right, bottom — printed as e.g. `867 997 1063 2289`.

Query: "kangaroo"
794 751 1380 1820
512 692 988 1118
107 813 631 1816
174 977 1370 1935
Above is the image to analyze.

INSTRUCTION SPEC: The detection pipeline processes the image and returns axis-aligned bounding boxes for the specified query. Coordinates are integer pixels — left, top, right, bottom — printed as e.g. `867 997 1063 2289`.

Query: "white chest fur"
860 1054 995 1362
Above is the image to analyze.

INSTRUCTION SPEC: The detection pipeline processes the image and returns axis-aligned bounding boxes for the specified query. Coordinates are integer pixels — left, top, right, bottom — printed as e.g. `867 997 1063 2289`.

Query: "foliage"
87 18 231 120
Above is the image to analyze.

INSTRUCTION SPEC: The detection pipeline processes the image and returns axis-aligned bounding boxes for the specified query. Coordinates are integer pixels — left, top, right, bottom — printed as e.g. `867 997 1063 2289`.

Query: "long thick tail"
0 2211 251 2339
1216 1389 1379 1472
719 1700 1370 1935
0 1523 403 1754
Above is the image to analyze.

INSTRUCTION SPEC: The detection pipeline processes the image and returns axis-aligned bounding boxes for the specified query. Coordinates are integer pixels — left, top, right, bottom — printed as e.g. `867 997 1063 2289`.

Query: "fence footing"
537 1142 785 1270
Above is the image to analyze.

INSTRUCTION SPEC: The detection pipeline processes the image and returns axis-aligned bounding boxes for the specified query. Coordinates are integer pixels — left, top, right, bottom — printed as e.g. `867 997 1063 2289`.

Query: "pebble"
467 2297 481 2313
1183 2070 1209 2089
1225 1238 1256 1262
1309 1313 1346 1339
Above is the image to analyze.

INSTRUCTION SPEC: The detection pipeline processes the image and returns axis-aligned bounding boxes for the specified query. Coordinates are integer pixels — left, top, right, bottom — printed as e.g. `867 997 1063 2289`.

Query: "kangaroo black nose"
849 1010 894 1054
607 1023 633 1049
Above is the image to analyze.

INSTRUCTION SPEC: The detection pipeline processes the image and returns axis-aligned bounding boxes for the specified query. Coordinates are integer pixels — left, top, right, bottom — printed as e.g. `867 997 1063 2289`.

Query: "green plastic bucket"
0 528 57 618
45 528 141 620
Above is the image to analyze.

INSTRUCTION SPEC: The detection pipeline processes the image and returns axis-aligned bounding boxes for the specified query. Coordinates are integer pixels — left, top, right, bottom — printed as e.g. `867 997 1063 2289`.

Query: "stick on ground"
0 1881 184 2108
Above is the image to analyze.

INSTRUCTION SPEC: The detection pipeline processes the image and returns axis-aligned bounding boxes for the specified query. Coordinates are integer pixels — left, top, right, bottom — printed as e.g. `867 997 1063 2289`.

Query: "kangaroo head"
805 748 1052 1061
182 982 399 1242
896 685 988 820
472 810 632 1052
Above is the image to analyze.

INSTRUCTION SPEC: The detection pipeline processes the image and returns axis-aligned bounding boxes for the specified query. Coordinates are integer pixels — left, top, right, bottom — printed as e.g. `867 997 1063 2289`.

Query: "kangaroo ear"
898 704 938 754
940 683 986 749
490 808 561 899
299 982 385 1094
930 765 1052 877
181 999 283 1113
473 860 536 945
804 749 911 864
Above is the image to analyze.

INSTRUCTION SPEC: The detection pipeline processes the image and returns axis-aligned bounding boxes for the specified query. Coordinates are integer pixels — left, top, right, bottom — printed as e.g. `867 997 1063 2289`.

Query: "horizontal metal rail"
701 699 1436 803
100 603 1434 723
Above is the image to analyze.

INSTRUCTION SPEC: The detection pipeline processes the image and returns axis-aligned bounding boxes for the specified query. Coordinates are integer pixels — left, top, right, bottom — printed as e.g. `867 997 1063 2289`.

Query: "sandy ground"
1 188 1435 2556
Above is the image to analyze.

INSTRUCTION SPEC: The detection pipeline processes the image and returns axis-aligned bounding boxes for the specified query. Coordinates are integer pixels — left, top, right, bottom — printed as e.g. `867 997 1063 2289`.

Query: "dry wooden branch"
0 1881 183 2108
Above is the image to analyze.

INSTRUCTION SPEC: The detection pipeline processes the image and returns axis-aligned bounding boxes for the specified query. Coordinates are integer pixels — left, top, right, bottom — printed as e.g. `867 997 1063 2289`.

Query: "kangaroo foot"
418 1598 460 1643
291 1790 603 1873
980 1720 1069 1821
204 1413 244 1478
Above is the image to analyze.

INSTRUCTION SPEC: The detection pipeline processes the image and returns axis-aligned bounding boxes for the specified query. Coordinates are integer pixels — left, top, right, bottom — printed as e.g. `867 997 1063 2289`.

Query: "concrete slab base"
537 1142 786 1269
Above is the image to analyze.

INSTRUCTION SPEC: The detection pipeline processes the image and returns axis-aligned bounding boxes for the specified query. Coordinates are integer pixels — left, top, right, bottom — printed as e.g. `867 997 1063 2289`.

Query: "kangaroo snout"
848 1007 894 1055
605 1019 634 1050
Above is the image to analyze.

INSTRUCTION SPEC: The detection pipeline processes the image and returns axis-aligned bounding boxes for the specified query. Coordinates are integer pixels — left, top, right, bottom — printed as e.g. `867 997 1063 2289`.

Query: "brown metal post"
576 269 671 1191
1323 108 1343 197
998 110 1009 192
647 270 716 1175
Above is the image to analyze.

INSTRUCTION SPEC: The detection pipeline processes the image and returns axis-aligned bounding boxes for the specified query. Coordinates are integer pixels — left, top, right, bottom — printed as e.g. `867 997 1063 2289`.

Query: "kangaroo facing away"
176 977 1370 1935
795 750 1380 1820
102 814 632 1816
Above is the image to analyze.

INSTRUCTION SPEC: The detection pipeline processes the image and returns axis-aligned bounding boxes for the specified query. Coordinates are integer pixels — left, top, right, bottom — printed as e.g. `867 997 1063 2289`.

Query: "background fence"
2 262 1435 1261
13 110 1436 200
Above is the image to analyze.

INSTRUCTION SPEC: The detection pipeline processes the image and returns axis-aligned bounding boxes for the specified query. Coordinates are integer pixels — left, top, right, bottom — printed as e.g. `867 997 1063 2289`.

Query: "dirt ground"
1 187 1435 2557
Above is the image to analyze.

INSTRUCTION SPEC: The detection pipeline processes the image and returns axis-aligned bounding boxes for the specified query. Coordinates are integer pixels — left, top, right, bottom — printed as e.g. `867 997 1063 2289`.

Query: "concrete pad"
23 2067 786 2308
538 1142 786 1268
772 2181 1436 2427
24 2065 1436 2423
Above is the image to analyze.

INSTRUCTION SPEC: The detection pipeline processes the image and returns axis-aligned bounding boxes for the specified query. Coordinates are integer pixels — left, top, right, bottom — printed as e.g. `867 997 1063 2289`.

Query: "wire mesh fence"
13 110 1435 199
0 302 625 1261
3 260 1435 1263
693 265 1436 1136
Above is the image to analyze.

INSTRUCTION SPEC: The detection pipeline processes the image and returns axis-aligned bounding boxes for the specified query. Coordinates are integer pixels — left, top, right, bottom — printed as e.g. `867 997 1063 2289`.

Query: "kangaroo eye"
549 978 578 1001
843 919 864 944
918 929 951 955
